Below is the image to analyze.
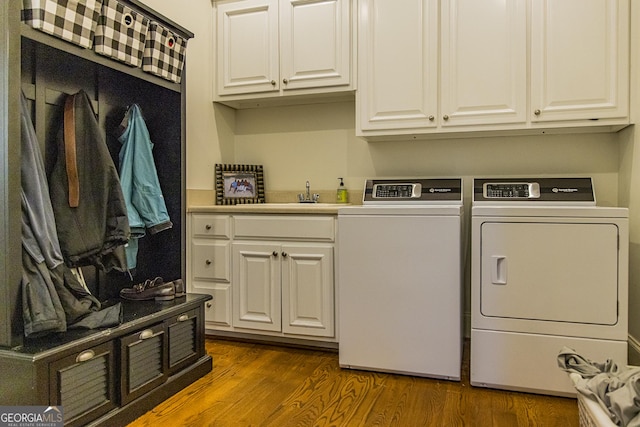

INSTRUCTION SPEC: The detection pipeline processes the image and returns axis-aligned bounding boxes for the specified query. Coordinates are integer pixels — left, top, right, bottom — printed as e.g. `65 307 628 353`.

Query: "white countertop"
188 203 352 214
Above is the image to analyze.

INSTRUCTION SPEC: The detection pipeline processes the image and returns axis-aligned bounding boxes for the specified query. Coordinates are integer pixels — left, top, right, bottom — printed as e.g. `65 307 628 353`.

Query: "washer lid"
363 178 463 205
473 177 595 206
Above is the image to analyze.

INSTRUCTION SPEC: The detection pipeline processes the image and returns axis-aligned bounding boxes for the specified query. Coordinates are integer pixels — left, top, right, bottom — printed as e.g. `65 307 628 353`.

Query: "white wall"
139 0 223 190
235 102 620 206
618 0 640 363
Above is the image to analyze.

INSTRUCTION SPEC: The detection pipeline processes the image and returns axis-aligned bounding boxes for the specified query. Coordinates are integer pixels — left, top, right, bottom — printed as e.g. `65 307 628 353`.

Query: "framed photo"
215 164 265 205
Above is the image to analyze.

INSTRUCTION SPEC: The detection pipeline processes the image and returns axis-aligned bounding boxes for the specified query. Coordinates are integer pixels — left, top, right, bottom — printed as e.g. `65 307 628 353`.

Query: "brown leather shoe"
120 277 176 301
171 279 185 297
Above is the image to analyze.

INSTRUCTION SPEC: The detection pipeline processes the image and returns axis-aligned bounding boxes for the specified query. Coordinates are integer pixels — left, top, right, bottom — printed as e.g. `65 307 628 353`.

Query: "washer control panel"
474 177 595 205
483 182 540 199
363 178 462 204
373 183 422 199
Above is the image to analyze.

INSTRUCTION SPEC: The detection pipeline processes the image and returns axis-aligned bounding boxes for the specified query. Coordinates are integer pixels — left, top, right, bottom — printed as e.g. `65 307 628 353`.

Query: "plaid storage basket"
142 21 187 84
21 0 101 49
93 0 149 67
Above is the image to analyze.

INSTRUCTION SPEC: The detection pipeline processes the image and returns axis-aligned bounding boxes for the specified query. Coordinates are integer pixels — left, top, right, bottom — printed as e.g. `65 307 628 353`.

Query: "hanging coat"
20 92 122 337
118 104 172 269
48 90 130 272
21 92 66 335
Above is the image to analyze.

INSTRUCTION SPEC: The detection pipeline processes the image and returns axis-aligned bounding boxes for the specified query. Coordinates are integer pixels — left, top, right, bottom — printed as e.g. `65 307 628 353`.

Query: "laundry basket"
569 373 617 427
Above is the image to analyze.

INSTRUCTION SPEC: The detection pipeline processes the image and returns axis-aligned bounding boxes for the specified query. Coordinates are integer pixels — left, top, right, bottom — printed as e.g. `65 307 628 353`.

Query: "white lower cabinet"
188 214 233 328
233 242 334 337
188 212 336 341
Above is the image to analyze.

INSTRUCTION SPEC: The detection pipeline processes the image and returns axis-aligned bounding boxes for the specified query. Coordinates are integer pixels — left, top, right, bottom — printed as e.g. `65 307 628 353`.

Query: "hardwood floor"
128 338 579 427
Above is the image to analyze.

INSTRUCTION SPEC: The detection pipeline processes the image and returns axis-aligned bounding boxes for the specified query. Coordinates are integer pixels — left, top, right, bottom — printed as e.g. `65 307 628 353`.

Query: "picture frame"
215 164 265 205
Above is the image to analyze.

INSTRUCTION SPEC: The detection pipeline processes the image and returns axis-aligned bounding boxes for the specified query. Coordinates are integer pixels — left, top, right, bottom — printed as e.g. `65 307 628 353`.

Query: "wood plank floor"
128 338 579 427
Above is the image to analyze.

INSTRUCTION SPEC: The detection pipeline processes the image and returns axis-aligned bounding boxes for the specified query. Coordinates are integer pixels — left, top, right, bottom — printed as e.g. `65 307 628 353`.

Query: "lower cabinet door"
49 341 117 427
167 308 201 375
282 244 335 337
119 323 167 405
232 242 282 332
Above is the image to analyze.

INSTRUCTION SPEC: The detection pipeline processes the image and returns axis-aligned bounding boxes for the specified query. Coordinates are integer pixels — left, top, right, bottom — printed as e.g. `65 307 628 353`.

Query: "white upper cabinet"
530 0 629 123
440 0 527 127
357 0 438 131
358 0 527 135
215 0 354 106
357 0 630 139
216 0 279 96
280 0 351 90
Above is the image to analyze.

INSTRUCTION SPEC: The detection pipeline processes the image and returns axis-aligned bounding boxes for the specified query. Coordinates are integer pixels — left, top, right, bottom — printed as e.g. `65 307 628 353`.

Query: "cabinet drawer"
192 281 232 327
166 308 201 374
234 215 335 241
49 341 116 427
119 323 167 405
192 240 231 282
192 214 231 239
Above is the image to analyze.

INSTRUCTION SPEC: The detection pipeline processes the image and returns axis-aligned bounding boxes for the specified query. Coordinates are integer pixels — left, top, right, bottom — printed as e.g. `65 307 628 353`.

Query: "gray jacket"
21 92 66 335
21 92 122 337
49 90 130 272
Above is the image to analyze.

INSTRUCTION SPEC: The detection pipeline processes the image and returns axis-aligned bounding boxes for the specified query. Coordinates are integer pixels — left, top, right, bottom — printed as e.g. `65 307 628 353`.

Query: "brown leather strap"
64 94 79 208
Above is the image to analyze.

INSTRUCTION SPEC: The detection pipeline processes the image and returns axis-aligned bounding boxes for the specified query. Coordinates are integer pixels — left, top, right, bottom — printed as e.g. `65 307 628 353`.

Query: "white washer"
338 178 463 380
471 177 628 396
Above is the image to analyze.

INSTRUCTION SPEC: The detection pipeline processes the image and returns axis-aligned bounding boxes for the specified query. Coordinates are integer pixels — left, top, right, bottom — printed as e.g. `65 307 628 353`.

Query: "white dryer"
471 178 628 397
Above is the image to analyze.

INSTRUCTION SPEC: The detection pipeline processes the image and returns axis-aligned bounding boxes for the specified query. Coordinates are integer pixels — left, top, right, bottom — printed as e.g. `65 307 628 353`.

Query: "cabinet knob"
271 80 276 86
283 78 288 84
281 252 287 258
177 314 189 322
428 115 435 121
205 224 212 230
272 251 278 257
205 259 212 266
443 115 449 121
534 109 541 116
206 302 212 308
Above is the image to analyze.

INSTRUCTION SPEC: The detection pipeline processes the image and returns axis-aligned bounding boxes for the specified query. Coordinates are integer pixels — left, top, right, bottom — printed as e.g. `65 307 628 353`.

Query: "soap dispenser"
337 178 348 203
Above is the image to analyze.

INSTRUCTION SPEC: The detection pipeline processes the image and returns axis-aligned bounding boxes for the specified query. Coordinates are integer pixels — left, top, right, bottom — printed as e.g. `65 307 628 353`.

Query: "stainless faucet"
298 180 320 203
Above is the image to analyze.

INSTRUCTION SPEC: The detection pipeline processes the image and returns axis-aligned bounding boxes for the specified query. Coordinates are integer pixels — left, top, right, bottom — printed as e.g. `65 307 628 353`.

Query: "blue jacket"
118 104 172 269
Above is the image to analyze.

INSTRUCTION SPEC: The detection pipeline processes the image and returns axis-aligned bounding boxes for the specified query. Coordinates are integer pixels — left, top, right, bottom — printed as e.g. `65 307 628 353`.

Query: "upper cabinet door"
440 0 526 127
358 0 439 132
216 0 279 96
279 0 351 91
530 0 629 122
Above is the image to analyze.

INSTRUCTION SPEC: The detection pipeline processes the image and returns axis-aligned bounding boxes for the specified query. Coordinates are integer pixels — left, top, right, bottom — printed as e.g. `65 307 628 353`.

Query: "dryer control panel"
483 182 540 199
473 177 595 205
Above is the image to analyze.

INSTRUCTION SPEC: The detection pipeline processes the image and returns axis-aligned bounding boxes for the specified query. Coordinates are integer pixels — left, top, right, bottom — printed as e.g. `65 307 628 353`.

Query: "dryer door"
480 221 619 325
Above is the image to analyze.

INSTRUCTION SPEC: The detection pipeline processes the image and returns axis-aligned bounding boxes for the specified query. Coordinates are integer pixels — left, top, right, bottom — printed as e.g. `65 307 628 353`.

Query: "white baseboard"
629 335 640 366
